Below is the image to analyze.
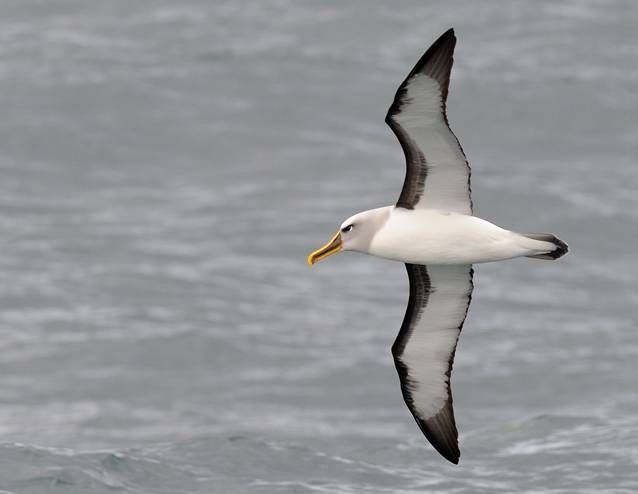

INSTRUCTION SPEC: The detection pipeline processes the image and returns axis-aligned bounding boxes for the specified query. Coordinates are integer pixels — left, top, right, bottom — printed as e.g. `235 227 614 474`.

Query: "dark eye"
341 224 354 233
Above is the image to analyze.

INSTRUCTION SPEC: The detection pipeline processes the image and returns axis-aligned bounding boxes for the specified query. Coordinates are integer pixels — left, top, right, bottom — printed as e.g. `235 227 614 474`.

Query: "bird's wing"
386 28 472 214
392 264 474 464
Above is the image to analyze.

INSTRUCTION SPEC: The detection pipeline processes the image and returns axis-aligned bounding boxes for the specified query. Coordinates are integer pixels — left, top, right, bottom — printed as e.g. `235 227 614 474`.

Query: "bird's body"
348 206 558 265
307 28 568 464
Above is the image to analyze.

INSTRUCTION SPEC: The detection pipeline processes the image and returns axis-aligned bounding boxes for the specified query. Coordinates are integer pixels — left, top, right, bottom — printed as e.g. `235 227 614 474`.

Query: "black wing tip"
410 27 456 75
418 415 461 464
415 421 460 464
424 429 460 464
434 28 456 48
386 27 457 121
441 448 460 465
421 28 456 59
436 440 460 464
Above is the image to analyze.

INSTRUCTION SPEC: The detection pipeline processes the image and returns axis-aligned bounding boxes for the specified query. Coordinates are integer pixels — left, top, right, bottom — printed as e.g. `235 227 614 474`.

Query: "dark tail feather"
524 233 569 260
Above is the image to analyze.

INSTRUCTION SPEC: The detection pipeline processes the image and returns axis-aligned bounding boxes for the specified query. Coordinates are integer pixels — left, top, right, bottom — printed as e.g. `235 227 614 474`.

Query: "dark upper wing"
386 28 472 214
391 264 474 464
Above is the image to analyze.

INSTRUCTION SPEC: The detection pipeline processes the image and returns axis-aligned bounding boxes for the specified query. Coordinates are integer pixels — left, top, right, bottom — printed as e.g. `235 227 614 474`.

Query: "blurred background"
1 0 637 492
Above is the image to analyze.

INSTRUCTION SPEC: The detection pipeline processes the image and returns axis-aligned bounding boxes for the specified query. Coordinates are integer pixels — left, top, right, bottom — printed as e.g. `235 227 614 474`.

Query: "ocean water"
1 0 637 492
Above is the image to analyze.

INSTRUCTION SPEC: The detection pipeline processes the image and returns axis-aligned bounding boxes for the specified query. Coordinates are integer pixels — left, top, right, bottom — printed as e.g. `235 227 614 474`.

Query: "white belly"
367 208 537 265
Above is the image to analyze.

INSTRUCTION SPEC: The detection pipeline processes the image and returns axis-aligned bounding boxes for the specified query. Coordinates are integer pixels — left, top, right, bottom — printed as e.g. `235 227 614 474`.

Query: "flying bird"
307 28 568 464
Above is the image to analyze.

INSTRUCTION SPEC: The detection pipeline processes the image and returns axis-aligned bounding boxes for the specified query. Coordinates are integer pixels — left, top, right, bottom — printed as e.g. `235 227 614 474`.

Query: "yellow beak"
307 231 343 266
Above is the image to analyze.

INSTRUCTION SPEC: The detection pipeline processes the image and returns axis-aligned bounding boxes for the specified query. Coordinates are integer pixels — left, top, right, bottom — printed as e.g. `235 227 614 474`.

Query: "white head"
307 207 390 265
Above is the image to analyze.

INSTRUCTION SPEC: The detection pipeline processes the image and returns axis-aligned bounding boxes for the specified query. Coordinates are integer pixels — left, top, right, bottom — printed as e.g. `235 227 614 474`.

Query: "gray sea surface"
0 1 637 492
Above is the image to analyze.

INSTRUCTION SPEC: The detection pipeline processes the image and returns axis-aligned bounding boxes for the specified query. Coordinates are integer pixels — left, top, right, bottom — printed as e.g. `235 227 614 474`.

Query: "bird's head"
307 207 390 266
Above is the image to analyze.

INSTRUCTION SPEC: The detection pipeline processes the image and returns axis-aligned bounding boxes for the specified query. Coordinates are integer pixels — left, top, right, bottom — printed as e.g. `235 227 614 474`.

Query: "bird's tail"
522 233 569 260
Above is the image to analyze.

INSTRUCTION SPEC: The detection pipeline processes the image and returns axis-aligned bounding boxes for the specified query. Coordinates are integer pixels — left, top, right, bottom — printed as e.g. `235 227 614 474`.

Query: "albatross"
307 28 568 464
